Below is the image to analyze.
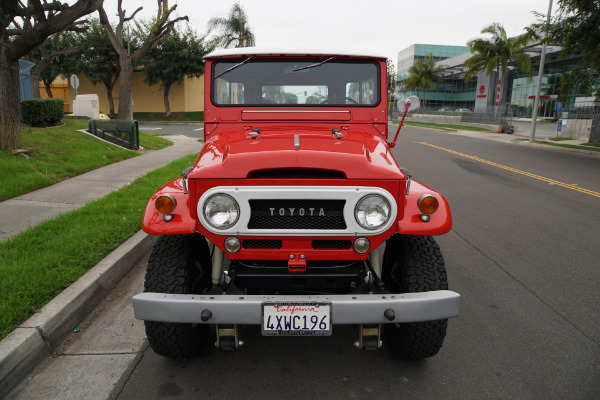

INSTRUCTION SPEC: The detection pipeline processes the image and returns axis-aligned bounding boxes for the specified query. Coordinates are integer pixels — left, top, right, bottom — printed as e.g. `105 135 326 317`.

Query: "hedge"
21 98 64 127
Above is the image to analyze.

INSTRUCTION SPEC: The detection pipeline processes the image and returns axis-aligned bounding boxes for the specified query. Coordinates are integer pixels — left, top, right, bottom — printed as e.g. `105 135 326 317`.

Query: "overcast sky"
103 0 553 65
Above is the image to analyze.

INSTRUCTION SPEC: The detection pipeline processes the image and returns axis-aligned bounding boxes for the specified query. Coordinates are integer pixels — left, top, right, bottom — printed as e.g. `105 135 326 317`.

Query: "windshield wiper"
292 56 336 72
213 56 255 80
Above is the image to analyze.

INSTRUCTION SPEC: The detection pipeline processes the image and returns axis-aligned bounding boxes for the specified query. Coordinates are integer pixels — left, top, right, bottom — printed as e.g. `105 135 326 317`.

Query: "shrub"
21 98 64 127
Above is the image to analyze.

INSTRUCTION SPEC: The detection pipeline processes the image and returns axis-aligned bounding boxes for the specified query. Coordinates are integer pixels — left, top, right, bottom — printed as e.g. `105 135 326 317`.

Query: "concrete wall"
410 113 503 132
412 114 463 124
561 119 592 141
39 78 72 113
55 73 205 115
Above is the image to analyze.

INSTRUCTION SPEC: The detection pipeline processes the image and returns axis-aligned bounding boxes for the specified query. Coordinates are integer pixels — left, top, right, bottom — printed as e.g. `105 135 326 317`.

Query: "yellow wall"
39 77 72 113
50 73 204 115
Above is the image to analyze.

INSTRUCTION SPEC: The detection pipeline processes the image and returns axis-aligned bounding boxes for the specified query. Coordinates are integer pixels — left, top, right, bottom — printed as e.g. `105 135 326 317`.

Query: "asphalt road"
10 125 600 400
138 122 205 138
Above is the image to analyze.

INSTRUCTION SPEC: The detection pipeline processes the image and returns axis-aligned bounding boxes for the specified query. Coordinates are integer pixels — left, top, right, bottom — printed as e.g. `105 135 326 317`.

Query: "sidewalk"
0 134 203 398
0 134 203 241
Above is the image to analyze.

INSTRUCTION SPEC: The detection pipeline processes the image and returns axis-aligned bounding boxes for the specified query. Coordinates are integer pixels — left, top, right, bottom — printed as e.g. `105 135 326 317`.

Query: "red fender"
142 178 198 235
396 180 452 235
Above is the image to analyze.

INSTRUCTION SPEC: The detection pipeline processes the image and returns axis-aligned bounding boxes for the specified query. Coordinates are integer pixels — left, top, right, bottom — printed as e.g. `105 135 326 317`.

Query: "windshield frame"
210 57 382 108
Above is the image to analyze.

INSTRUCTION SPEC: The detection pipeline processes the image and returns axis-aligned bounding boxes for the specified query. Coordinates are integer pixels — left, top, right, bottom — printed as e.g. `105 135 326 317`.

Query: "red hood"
189 125 403 180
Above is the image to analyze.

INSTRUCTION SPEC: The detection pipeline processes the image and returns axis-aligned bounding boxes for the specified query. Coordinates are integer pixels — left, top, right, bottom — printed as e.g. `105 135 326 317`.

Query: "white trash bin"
72 94 100 119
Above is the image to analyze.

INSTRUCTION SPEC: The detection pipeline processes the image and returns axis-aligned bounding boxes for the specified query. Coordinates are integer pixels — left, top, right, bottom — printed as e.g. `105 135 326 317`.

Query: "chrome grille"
248 199 346 230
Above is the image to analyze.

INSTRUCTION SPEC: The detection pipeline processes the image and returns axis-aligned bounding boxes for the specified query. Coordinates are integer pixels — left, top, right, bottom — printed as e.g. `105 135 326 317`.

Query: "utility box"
72 94 99 119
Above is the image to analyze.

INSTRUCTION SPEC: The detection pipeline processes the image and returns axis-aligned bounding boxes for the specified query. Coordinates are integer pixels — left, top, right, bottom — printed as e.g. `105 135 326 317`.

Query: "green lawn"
399 121 492 132
0 154 197 340
0 120 172 202
516 138 600 152
134 111 204 122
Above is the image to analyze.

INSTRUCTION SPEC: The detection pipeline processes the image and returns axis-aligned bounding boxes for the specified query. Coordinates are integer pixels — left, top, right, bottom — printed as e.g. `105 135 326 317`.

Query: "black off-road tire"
382 234 449 360
143 234 212 359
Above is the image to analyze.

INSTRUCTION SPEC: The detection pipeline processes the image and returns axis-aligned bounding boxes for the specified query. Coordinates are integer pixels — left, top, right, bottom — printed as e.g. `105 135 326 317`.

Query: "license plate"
262 302 331 336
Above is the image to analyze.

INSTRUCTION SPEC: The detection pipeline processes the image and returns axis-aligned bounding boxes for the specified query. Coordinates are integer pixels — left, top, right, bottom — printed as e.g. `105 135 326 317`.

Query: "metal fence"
389 104 514 129
561 106 600 120
88 119 139 150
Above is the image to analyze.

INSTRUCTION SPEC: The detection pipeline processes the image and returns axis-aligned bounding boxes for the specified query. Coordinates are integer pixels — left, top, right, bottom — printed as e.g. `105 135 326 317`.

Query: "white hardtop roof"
205 46 387 60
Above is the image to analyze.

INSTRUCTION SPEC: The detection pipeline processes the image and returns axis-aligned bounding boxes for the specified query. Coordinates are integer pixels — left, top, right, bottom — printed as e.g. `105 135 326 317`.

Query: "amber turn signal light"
418 194 439 215
155 194 177 215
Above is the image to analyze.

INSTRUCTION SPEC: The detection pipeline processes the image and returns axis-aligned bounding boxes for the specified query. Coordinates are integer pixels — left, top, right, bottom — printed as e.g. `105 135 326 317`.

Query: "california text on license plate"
262 302 332 336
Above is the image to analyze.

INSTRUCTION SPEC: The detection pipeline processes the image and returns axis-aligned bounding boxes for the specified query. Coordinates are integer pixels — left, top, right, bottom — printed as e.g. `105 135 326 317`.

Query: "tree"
207 2 255 48
38 34 75 98
387 60 396 99
402 53 444 108
531 0 600 100
142 26 210 116
76 19 122 115
0 0 103 151
98 0 188 120
26 28 84 98
464 23 532 110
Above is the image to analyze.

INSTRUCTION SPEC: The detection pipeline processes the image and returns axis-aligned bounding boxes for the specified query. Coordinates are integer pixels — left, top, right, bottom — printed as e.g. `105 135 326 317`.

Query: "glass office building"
397 44 470 80
396 43 588 116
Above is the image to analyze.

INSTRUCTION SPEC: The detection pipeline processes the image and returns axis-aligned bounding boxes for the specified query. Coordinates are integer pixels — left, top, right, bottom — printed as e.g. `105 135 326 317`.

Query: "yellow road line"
417 142 600 198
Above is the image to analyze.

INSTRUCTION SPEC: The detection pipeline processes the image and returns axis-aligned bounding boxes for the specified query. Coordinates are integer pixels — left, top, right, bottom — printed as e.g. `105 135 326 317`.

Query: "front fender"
142 178 198 235
397 180 452 235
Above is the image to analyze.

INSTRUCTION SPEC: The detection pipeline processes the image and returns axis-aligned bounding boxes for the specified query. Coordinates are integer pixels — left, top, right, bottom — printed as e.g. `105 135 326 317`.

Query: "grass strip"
515 139 600 152
134 111 204 122
581 142 600 148
0 120 172 202
0 153 198 340
398 121 492 132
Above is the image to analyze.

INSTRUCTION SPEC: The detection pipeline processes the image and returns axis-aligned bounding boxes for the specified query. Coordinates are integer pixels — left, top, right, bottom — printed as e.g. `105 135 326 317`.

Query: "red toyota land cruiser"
133 48 460 360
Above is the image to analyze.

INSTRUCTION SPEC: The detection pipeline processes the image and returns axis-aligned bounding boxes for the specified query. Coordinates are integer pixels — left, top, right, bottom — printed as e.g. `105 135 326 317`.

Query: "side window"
215 78 245 104
346 78 375 104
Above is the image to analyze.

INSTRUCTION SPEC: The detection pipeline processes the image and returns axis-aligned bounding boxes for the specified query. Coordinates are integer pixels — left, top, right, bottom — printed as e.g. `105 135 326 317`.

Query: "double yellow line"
417 142 600 199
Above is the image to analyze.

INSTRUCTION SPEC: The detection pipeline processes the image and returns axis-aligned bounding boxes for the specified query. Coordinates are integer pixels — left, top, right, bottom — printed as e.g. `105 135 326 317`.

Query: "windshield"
211 59 380 107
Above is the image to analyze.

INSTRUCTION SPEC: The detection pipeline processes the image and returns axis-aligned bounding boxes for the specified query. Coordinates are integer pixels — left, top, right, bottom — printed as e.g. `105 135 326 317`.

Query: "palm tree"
464 23 533 110
402 53 444 108
208 2 255 48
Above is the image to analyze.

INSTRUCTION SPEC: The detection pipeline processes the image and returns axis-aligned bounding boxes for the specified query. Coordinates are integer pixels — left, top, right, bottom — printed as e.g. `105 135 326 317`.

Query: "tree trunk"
44 81 54 98
117 55 133 120
499 70 509 116
105 82 115 116
30 67 42 98
0 47 22 151
487 73 494 110
163 81 174 117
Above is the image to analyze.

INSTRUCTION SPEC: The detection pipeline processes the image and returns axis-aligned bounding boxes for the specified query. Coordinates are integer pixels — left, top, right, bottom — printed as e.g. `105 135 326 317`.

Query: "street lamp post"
530 0 553 142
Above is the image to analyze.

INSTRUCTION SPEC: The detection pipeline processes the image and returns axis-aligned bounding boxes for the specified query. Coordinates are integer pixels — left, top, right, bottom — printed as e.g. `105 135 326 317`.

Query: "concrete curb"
0 230 157 398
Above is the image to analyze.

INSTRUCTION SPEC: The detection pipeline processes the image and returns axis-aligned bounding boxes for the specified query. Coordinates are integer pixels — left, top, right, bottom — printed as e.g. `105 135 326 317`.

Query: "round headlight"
355 194 391 230
203 194 239 230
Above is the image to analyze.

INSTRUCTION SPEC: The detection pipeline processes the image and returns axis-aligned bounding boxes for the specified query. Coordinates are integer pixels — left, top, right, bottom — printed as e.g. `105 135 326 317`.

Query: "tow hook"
216 324 243 350
354 324 382 350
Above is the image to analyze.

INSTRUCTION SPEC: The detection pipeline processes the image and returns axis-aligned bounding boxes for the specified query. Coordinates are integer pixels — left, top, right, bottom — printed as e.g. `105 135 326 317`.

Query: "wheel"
320 96 359 104
143 234 212 359
381 234 449 360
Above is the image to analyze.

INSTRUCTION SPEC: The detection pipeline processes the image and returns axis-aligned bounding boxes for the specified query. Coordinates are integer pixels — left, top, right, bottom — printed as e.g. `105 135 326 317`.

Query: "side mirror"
389 96 421 149
397 95 420 114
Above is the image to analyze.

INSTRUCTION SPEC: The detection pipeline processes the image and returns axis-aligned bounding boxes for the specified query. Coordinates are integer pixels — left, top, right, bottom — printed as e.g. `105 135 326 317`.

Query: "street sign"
557 120 562 132
69 74 79 90
70 74 79 99
557 101 562 113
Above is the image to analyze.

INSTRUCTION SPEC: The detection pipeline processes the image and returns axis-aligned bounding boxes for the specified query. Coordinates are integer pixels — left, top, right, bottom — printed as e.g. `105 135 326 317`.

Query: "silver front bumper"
133 290 460 324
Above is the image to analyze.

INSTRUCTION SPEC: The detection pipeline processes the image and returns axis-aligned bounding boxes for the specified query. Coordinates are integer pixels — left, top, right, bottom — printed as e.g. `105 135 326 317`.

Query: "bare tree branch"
123 7 143 23
7 0 103 59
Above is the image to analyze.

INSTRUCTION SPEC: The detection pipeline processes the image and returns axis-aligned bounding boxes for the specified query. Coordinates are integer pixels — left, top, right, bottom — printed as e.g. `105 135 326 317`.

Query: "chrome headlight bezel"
203 193 240 230
354 194 391 231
